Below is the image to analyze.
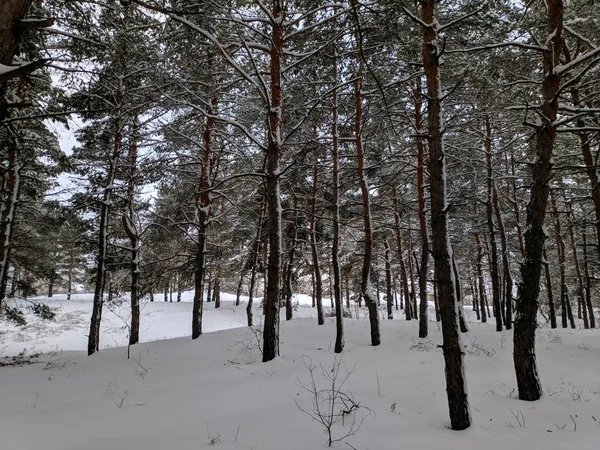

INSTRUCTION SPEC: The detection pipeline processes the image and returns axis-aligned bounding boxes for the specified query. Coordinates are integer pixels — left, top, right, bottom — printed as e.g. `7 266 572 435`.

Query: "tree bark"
474 232 487 323
309 163 325 326
484 115 503 332
247 190 265 327
565 201 588 328
513 0 563 402
191 94 215 339
543 247 557 329
284 195 298 321
123 116 140 346
353 0 380 345
262 0 284 362
581 224 595 328
392 186 411 320
419 0 470 429
88 122 121 355
415 77 429 338
331 37 344 352
385 241 393 320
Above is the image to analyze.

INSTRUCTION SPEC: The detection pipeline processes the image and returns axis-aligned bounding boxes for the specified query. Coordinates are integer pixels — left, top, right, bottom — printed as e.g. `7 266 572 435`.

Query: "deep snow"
1 293 599 449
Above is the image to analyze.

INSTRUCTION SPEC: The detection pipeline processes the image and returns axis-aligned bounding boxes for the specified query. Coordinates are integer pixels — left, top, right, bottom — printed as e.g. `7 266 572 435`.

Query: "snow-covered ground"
1 293 599 449
0 292 319 355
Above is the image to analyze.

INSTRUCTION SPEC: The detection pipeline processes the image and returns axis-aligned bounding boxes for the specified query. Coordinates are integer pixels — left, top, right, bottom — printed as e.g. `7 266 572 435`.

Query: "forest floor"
1 294 599 449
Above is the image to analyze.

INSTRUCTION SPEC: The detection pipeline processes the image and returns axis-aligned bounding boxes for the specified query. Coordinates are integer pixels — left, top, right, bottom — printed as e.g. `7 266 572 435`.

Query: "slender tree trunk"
262 0 284 362
352 2 380 345
385 240 393 320
513 0 563 402
490 138 513 329
543 247 557 329
214 267 221 309
309 164 325 326
392 187 411 320
88 101 122 355
407 227 418 320
0 1 33 307
420 0 470 429
415 77 429 338
331 37 344 353
582 225 595 328
550 191 568 329
484 115 504 332
124 116 140 346
474 232 487 323
509 149 525 257
453 254 468 333
247 190 265 327
565 201 588 328
192 92 216 339
284 195 298 321
470 273 480 321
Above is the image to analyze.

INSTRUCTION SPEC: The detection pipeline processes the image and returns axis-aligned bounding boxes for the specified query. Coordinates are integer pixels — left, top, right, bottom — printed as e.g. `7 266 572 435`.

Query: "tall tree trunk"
509 149 525 257
392 186 411 320
385 241 393 320
123 116 140 346
550 190 568 329
470 273 480 321
484 115 504 332
415 77 429 338
67 245 73 301
419 0 470 429
513 0 563 402
453 253 468 333
309 164 325 326
0 1 34 307
353 0 380 346
88 82 122 355
192 92 216 339
331 37 344 353
543 247 557 329
247 190 265 327
262 0 284 362
214 267 221 309
565 201 588 328
407 226 418 320
489 132 513 329
284 195 298 321
474 232 487 323
581 224 595 328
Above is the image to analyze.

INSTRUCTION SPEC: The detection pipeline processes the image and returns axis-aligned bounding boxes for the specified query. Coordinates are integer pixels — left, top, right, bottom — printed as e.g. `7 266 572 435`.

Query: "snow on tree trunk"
513 0 563 402
262 0 284 362
192 96 215 339
124 116 140 346
419 0 470 430
88 140 119 355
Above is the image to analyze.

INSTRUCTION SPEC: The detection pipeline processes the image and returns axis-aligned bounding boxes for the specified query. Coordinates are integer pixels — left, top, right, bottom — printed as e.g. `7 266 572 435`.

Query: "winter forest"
1 0 600 448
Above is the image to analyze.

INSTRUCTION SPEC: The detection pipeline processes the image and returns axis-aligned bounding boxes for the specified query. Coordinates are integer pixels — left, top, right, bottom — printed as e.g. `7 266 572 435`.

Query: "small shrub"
2 305 27 326
324 308 352 319
28 303 56 321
